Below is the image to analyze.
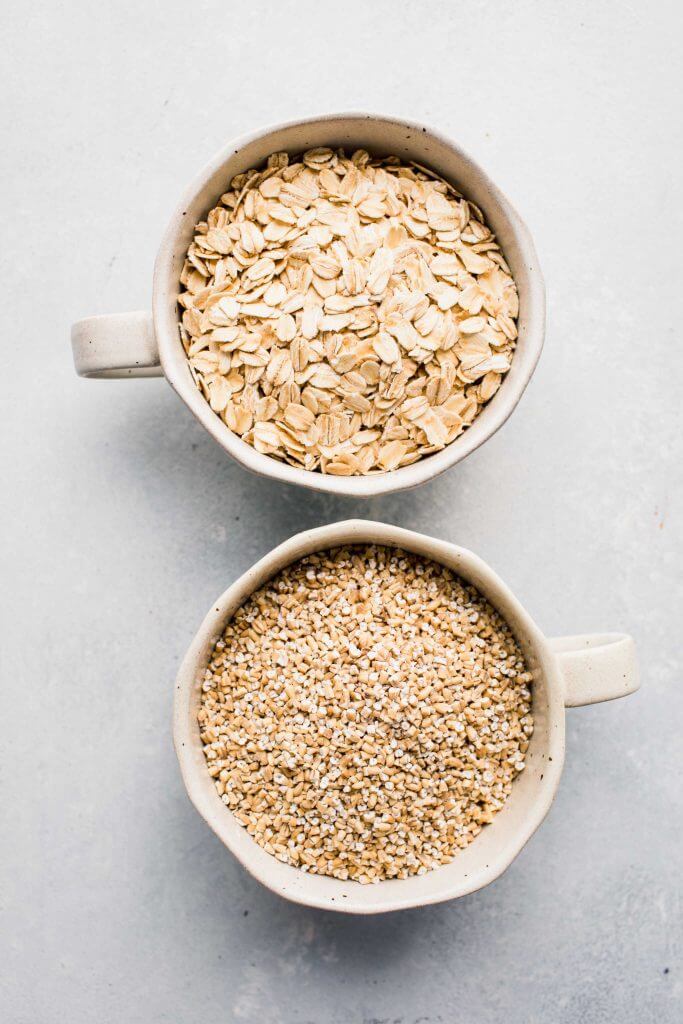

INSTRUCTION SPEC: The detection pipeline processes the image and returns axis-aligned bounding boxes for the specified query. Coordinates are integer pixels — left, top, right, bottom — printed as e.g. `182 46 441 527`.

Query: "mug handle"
549 633 639 707
71 311 162 378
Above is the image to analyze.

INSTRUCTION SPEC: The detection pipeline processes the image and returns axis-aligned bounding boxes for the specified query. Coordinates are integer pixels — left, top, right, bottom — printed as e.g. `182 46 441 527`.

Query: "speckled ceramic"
173 520 639 914
70 112 545 496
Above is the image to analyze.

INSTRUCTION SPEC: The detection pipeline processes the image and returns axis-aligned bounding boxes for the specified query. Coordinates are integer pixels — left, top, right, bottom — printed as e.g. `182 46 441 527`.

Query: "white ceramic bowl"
71 112 545 497
174 520 638 914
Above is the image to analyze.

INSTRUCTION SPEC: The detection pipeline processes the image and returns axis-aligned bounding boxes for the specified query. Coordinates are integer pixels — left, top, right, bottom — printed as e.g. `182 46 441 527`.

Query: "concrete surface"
1 1 681 1022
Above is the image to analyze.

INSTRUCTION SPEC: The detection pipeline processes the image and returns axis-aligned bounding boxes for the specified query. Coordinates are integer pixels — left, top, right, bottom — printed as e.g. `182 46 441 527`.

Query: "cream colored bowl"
173 520 638 914
71 112 545 497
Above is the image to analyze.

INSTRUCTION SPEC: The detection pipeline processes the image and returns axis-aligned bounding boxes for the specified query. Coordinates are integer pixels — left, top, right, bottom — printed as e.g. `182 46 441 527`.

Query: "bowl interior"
174 521 564 913
155 114 545 497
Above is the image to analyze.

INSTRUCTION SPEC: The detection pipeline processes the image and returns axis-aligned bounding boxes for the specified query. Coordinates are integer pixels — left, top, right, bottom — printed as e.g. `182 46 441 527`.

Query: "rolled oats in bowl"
179 149 519 475
198 546 533 884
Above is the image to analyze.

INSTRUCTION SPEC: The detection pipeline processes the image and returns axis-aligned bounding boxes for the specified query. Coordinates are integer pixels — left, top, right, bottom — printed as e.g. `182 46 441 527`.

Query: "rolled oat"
179 149 519 475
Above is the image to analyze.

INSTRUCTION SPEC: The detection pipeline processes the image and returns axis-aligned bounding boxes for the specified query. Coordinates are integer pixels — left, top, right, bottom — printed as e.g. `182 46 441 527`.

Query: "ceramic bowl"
173 519 638 913
71 112 545 496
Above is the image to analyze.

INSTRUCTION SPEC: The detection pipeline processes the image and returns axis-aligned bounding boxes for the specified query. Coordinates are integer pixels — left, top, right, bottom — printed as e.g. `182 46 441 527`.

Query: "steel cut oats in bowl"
178 148 519 476
198 546 533 884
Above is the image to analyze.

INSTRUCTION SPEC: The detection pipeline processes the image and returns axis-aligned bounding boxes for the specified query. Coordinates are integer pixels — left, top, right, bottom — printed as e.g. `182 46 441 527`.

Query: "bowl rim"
153 111 546 497
173 519 566 913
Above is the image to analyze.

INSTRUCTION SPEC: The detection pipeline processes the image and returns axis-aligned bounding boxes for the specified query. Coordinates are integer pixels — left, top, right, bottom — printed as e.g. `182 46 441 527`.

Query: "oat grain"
199 546 533 883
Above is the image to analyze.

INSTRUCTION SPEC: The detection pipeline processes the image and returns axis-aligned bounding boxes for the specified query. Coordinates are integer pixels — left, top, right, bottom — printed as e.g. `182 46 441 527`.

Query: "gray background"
1 1 681 1021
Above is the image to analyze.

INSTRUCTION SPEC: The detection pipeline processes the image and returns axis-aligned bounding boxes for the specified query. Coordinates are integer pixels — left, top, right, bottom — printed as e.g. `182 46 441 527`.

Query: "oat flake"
179 150 519 475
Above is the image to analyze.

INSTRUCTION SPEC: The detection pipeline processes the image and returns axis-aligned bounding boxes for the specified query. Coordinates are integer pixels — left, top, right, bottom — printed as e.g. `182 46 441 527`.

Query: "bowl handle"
71 311 162 378
548 633 639 707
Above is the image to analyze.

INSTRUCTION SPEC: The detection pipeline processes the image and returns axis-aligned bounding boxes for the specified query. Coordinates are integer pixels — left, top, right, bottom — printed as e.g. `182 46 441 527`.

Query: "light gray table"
2 2 681 1021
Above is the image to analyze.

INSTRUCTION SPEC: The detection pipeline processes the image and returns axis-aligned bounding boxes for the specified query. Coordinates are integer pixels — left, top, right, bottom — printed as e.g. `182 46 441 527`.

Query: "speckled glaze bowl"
173 520 639 914
70 111 545 497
